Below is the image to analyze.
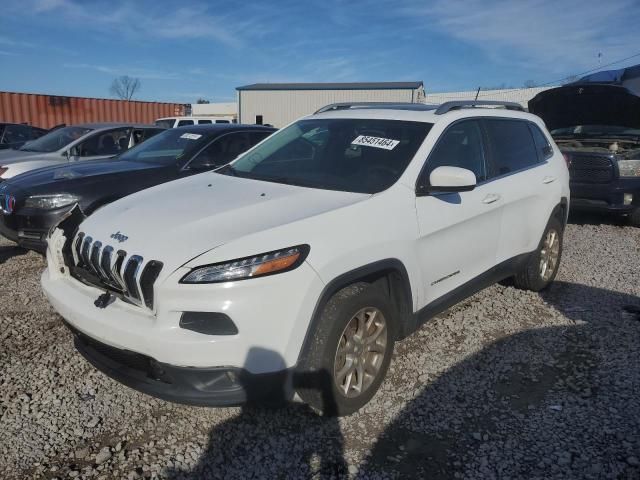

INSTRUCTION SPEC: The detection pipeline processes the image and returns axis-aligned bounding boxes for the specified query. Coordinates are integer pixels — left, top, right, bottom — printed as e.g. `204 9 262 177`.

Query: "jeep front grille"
70 232 163 310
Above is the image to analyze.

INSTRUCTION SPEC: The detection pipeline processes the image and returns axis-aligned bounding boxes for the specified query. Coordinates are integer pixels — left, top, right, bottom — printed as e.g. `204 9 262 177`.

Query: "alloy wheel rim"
539 228 560 281
333 307 388 398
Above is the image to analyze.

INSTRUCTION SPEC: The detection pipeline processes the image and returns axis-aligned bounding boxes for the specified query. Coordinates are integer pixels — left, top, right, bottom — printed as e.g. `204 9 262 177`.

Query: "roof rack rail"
434 100 525 115
314 102 436 114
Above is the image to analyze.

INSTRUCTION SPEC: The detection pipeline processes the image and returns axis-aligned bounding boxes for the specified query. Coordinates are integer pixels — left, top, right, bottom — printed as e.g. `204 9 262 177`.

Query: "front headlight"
24 193 79 210
618 159 640 177
181 245 310 284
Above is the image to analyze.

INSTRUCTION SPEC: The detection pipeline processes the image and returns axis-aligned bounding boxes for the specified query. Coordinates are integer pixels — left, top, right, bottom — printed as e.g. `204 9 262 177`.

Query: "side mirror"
418 166 477 195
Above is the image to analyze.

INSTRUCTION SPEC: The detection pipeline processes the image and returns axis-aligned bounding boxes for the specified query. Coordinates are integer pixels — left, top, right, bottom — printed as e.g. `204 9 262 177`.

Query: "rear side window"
529 123 553 160
197 120 212 124
215 120 230 124
2 124 32 144
177 120 194 126
485 119 539 177
424 120 488 183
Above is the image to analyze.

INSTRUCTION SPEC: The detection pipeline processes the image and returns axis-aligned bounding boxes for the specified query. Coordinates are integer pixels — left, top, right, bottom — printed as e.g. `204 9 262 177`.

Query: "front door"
415 119 504 305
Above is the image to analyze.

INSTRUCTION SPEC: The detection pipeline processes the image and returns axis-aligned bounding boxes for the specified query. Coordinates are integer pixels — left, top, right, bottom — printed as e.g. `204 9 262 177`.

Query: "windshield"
221 118 432 194
155 119 175 129
551 125 640 138
20 126 92 153
118 128 212 165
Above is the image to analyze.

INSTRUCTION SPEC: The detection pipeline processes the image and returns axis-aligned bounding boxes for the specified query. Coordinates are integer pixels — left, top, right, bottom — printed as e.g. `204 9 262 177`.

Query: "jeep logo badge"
110 231 128 243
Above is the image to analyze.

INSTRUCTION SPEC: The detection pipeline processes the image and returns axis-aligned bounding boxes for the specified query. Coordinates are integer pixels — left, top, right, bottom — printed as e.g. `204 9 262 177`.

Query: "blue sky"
1 0 640 103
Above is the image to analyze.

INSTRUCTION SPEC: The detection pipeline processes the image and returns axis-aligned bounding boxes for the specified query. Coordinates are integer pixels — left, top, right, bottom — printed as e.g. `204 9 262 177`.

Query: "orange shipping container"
0 91 186 129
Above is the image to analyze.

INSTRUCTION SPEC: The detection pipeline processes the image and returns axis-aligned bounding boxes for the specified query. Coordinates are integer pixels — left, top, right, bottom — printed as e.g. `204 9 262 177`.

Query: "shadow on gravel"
166 282 640 479
568 210 630 227
166 349 346 479
359 281 640 479
0 244 28 264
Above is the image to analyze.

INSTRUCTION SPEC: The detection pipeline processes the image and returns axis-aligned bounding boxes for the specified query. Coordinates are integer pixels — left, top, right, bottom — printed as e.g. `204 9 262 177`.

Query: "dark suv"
529 65 640 226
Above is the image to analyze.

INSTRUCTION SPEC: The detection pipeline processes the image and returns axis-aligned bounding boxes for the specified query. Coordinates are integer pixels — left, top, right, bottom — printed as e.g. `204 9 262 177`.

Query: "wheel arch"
296 259 415 366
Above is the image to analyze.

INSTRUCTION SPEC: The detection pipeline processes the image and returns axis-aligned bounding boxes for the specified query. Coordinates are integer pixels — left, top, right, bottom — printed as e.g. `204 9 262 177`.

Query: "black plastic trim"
296 259 414 365
413 252 532 329
179 311 238 335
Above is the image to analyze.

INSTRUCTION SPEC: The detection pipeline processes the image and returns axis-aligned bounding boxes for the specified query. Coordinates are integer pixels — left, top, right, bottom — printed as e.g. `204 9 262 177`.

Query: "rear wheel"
296 283 396 416
513 216 563 291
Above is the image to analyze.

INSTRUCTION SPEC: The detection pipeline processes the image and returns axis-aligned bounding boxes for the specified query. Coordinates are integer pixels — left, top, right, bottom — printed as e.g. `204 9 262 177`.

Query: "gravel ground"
1 216 639 479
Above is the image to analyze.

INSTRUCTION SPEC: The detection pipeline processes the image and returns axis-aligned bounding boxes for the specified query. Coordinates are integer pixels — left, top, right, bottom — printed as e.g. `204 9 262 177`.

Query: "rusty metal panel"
0 91 185 129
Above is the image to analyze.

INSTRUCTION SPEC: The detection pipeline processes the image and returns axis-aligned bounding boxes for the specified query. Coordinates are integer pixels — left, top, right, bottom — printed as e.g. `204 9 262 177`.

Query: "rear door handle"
543 176 556 184
482 193 501 204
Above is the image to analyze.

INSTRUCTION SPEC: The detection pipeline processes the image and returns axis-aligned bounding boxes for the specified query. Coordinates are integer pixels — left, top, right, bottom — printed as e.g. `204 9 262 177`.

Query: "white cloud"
64 63 180 80
402 0 640 76
18 0 265 48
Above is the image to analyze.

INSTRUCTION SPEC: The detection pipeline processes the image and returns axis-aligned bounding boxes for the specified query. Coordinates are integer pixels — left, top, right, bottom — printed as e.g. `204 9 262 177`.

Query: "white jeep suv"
42 101 569 415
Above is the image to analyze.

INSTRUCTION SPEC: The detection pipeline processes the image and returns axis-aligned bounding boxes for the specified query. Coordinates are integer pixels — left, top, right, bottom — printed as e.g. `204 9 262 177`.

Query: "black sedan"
0 124 276 252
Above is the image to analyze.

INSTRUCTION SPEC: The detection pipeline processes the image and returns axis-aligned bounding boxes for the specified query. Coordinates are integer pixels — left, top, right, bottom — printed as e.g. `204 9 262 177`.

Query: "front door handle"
482 193 501 204
543 176 556 184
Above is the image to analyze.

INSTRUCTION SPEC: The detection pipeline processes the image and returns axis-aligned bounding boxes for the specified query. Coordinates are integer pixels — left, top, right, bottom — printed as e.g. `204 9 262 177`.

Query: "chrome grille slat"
123 255 143 301
89 241 102 277
112 250 128 293
80 236 92 266
99 245 114 284
73 232 85 266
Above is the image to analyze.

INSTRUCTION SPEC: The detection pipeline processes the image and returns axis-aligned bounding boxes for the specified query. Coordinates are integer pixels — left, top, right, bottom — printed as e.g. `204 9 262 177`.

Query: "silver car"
0 123 164 180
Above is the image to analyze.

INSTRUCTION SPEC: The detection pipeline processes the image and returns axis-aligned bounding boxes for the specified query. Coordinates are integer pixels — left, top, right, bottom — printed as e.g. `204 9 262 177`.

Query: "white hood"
78 172 369 270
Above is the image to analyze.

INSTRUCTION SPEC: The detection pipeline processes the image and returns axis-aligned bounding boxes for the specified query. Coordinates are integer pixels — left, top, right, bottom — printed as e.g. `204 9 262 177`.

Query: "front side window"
18 126 92 153
77 128 131 157
485 119 539 176
222 119 432 194
118 128 214 166
177 120 194 126
422 120 487 183
189 131 270 169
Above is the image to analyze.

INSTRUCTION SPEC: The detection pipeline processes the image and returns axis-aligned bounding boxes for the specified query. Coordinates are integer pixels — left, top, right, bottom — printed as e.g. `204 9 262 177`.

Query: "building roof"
237 82 424 91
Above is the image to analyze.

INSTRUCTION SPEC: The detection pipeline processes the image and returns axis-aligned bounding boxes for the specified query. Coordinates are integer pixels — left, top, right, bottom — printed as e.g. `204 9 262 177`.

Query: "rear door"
415 119 503 304
483 118 555 263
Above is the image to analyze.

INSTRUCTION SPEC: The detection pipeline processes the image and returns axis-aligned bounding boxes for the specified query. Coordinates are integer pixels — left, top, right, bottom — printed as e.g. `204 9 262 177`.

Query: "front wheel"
296 283 396 416
513 217 563 291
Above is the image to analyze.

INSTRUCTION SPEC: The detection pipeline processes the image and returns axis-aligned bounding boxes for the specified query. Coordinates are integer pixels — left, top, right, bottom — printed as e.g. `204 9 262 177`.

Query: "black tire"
629 207 640 227
295 282 396 416
513 216 564 291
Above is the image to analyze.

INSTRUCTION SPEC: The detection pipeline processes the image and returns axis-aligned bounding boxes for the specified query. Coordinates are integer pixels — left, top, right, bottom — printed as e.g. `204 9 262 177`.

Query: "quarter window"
424 120 487 183
529 123 553 160
485 119 539 177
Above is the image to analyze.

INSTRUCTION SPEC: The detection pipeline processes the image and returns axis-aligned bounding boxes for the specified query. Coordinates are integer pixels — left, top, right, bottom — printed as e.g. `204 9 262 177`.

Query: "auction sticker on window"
180 133 202 140
351 135 399 150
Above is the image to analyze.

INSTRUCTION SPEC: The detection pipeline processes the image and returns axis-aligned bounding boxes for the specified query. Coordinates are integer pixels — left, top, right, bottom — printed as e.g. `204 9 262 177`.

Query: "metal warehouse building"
236 81 425 127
